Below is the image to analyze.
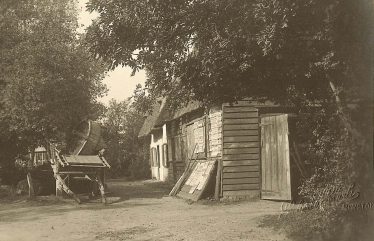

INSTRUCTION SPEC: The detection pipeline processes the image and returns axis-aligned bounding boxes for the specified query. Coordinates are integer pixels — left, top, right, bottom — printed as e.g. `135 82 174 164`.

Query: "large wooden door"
186 123 196 160
260 114 291 200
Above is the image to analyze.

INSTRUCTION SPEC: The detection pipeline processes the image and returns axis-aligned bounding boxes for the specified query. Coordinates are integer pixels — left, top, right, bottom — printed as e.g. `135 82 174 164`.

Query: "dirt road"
0 180 288 241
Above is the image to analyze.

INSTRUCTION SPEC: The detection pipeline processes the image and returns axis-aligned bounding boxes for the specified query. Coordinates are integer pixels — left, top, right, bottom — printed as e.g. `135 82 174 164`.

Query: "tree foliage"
102 99 149 178
0 0 107 182
87 0 372 177
86 0 372 107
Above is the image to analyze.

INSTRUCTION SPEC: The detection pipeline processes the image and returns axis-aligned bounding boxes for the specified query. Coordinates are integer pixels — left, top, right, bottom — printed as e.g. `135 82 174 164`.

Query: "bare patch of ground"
0 179 289 241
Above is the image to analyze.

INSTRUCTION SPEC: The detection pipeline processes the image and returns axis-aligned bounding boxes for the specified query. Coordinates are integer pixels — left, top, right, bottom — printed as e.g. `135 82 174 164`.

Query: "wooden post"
54 174 81 204
27 148 35 198
54 157 63 197
26 173 35 198
214 159 222 200
96 172 107 204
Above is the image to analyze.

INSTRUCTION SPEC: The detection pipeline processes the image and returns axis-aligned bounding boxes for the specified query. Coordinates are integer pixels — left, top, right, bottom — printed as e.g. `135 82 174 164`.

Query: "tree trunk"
329 80 374 197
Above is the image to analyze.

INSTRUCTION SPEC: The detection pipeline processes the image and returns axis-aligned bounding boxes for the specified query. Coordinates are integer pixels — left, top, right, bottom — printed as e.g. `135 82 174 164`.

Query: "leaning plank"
195 160 217 201
169 174 187 196
54 174 81 204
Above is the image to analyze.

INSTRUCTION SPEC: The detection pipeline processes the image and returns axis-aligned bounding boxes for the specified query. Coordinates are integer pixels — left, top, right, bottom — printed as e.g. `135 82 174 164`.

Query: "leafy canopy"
86 0 372 108
0 0 107 155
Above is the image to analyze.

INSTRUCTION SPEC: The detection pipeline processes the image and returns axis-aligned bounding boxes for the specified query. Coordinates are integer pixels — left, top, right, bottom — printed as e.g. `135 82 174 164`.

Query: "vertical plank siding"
221 104 260 198
260 114 291 200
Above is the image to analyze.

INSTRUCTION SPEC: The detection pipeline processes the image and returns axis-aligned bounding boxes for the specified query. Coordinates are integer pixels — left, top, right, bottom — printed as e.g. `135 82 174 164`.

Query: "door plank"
223 107 257 113
223 148 260 155
222 177 259 185
223 124 259 130
223 165 260 172
223 153 259 160
223 142 259 149
222 160 259 166
223 112 258 119
224 136 259 143
222 183 260 191
223 119 258 124
223 172 260 178
224 130 259 137
222 190 260 197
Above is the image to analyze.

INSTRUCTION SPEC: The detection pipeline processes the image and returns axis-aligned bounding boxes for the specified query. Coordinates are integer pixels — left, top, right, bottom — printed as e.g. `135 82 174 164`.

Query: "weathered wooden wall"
208 107 222 158
221 102 261 198
168 119 186 183
168 110 205 183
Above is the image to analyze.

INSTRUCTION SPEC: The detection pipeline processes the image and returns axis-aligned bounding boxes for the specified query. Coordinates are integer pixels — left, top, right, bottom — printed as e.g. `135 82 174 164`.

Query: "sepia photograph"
0 0 373 240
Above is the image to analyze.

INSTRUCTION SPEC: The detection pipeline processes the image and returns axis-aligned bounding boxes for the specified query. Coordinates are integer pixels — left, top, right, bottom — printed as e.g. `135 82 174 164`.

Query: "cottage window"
162 144 168 167
151 147 158 167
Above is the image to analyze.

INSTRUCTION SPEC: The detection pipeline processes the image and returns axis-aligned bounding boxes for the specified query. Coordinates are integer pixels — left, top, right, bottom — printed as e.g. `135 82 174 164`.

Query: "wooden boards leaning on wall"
176 160 217 201
221 102 261 199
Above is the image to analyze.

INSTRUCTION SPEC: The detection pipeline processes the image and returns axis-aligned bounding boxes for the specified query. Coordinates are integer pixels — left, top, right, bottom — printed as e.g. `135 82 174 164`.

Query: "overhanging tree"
86 0 371 106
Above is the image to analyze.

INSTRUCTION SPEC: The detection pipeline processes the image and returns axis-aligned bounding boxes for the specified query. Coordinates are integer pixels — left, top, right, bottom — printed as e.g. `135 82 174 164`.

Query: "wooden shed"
139 100 303 201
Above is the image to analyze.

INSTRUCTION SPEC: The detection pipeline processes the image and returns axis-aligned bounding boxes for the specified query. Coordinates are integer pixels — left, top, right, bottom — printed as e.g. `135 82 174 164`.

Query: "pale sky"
77 0 146 106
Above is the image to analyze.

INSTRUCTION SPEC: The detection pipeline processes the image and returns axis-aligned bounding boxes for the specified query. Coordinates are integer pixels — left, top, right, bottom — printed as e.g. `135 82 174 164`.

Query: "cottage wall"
150 124 169 181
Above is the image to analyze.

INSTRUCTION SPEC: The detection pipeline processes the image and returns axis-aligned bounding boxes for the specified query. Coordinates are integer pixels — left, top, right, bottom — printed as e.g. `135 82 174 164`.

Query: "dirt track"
0 180 288 241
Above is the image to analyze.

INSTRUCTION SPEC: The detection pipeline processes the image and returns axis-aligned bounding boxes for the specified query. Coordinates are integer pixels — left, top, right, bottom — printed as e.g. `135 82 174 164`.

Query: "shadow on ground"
0 179 173 223
107 179 173 203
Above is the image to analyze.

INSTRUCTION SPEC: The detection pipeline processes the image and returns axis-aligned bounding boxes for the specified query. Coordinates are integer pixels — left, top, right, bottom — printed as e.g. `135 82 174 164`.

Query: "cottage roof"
154 100 201 127
138 98 202 138
138 99 163 138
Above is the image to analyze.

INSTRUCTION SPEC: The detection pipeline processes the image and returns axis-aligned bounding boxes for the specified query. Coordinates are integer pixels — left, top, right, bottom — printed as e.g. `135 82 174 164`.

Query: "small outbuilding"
139 99 305 201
